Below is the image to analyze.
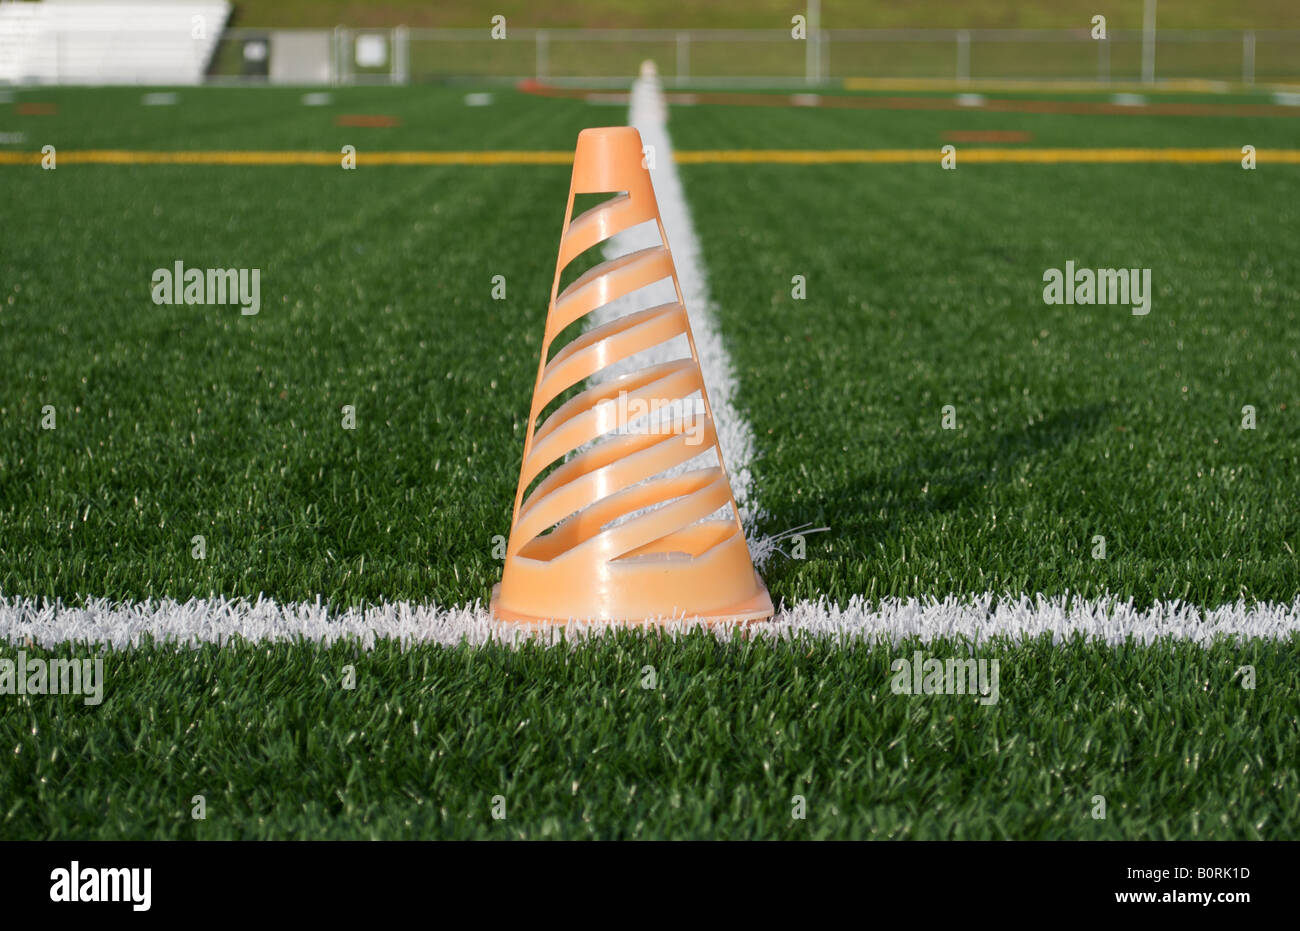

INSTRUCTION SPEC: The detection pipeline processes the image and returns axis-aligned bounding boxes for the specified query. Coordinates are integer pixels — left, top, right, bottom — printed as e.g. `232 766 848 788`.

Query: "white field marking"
463 92 494 106
141 92 179 106
302 91 333 106
3 593 1299 650
590 61 765 540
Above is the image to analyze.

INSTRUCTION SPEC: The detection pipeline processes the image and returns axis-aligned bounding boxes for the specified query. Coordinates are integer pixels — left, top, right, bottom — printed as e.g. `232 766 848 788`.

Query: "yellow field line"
675 148 1300 164
1 148 1298 166
0 149 574 166
842 77 1300 94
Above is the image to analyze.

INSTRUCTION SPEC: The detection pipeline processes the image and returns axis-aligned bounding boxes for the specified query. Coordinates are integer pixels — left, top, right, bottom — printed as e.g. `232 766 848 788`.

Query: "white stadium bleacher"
0 0 231 85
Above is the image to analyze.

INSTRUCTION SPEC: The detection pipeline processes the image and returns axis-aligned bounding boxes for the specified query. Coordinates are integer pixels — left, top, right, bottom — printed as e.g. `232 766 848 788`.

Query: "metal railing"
292 27 1300 87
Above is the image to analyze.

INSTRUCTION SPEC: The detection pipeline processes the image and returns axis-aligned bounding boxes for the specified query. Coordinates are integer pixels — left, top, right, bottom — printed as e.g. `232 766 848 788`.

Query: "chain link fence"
307 27 1300 87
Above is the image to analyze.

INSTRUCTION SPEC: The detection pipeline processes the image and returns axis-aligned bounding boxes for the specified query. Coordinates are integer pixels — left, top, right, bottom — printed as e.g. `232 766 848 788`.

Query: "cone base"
490 575 774 628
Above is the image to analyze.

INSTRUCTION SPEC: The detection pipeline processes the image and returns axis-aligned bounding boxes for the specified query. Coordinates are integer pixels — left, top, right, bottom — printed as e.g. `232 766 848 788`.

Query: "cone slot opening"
559 215 663 297
522 428 696 516
557 193 644 293
545 251 672 363
547 246 674 346
543 265 674 372
570 191 627 220
556 245 666 306
523 360 702 490
613 520 738 562
558 191 660 279
520 399 708 521
535 302 687 424
545 301 685 387
556 241 613 297
515 417 719 546
516 467 724 562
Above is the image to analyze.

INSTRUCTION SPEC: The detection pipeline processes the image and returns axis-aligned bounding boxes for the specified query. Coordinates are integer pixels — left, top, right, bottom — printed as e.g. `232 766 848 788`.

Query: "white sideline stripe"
594 63 764 539
3 594 1299 650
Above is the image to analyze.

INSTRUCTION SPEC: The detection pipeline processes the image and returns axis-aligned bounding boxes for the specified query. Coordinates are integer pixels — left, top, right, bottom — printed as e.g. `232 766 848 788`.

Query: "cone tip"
576 126 643 145
571 126 648 194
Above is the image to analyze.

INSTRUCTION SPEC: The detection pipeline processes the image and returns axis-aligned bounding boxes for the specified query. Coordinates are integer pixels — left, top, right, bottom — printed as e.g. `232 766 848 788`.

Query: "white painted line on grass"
594 62 763 537
3 593 1298 649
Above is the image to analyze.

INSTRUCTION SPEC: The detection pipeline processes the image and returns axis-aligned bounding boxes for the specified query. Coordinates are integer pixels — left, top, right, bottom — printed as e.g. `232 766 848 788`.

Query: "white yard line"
3 593 1299 649
593 63 762 533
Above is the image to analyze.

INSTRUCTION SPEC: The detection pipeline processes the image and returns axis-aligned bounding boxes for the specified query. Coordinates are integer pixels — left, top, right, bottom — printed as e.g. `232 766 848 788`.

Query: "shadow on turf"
759 401 1114 573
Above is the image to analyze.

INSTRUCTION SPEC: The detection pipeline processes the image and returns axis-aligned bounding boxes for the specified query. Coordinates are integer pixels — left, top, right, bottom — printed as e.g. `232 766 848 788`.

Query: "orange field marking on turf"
335 114 402 127
1 148 1299 166
943 130 1033 143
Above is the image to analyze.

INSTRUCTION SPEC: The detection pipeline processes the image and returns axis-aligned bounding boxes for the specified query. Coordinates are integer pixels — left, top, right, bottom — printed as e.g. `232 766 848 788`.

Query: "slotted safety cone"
490 126 773 626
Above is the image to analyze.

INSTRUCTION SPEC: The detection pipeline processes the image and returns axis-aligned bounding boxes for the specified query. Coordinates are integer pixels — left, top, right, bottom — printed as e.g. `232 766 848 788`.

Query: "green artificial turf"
666 93 1300 150
3 86 1298 610
2 86 1299 841
667 104 1300 608
0 86 604 151
0 161 557 607
2 634 1296 840
0 87 629 607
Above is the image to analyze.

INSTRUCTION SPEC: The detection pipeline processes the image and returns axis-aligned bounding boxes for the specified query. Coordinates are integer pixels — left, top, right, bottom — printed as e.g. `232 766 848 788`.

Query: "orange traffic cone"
491 126 773 626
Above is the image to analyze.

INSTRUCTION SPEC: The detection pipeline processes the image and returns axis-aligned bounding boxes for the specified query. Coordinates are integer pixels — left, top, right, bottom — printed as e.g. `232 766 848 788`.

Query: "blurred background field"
226 0 1299 31
3 0 1297 87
